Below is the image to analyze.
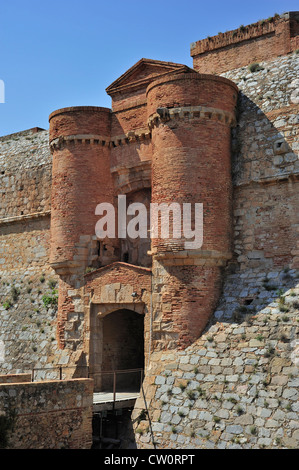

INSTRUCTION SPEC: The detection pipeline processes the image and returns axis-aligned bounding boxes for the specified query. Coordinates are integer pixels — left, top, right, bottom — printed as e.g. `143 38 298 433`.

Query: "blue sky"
1 0 298 136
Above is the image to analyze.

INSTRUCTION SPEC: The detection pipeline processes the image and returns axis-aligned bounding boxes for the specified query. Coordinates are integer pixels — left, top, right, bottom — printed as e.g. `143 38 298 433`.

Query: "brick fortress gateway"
0 12 299 449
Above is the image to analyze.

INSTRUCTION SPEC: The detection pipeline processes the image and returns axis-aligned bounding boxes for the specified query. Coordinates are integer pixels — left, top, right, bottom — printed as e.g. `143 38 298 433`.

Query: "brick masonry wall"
49 107 115 269
84 262 151 387
191 12 299 74
221 52 299 276
0 378 93 449
131 42 299 450
147 71 237 349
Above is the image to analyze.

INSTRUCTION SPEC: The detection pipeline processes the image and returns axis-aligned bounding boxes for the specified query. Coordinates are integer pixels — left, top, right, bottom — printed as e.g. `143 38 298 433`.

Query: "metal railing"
91 368 144 403
30 365 89 382
29 365 144 399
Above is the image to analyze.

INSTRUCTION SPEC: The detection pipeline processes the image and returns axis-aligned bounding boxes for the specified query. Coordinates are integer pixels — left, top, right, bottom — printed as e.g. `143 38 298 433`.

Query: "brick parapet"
191 11 299 74
49 106 111 141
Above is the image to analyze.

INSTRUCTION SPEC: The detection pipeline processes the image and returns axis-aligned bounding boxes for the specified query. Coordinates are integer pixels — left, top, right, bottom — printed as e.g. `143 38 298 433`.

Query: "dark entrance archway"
94 308 144 391
102 309 144 370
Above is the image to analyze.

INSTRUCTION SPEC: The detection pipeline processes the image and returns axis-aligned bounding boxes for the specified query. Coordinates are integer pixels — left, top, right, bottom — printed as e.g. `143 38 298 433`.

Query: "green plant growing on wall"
186 390 196 401
250 426 257 435
264 345 275 358
10 286 20 302
264 283 277 291
85 267 96 274
228 397 238 404
2 300 12 310
48 279 57 290
42 292 58 309
196 386 206 397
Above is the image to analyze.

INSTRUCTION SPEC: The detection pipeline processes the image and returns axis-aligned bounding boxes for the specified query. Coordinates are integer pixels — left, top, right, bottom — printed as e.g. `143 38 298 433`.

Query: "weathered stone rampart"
0 378 93 449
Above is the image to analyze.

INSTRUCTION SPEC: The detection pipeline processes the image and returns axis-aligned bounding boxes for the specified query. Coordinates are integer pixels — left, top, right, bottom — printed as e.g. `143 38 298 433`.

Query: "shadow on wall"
211 265 299 328
208 90 299 328
232 92 298 185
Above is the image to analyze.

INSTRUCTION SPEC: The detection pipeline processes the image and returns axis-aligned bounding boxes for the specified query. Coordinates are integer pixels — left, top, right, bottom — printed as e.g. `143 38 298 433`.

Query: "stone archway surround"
82 262 152 391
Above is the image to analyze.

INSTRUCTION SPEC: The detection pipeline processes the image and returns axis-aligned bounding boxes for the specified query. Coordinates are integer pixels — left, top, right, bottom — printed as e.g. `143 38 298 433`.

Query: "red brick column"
147 70 238 349
49 106 113 273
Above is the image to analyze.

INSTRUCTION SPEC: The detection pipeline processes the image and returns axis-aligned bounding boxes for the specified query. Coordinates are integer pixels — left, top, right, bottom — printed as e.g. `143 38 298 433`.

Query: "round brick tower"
147 70 238 349
49 106 114 274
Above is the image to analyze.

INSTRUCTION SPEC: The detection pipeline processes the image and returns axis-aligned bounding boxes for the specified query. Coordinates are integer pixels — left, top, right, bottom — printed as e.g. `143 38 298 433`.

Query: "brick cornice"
152 249 232 266
148 105 237 129
49 134 110 152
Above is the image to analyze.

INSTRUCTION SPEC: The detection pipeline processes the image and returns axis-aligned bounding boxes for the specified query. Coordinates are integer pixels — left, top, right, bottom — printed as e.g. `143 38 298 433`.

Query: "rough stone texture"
0 11 298 450
0 379 93 449
132 20 299 450
133 284 299 449
191 12 299 75
0 128 64 375
0 128 51 219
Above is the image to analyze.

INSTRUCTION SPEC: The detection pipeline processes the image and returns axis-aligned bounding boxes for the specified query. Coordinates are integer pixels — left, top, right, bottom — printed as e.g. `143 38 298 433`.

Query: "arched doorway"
92 307 145 392
102 309 144 372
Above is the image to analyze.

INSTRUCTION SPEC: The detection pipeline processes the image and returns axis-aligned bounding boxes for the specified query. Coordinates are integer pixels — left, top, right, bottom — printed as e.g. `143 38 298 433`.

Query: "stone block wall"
0 128 51 219
0 128 62 375
219 52 299 278
133 279 299 449
0 378 93 449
